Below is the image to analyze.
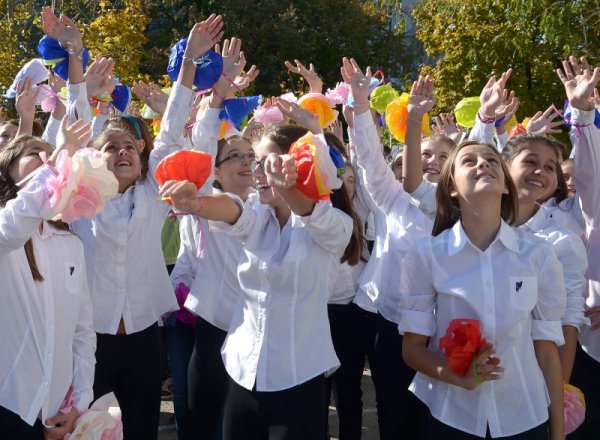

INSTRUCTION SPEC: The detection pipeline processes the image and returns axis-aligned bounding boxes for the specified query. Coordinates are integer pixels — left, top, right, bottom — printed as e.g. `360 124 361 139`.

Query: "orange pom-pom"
297 93 338 129
385 93 430 143
155 150 212 204
289 139 330 201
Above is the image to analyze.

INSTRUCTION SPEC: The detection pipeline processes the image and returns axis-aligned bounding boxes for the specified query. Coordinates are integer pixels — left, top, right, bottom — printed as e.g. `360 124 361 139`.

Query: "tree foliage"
413 0 600 117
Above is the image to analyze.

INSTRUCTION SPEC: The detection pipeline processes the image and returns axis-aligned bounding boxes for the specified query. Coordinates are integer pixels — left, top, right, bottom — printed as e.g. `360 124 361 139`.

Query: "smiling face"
0 123 18 151
214 137 255 195
421 138 451 183
253 137 284 205
507 140 559 205
95 130 142 193
561 160 575 197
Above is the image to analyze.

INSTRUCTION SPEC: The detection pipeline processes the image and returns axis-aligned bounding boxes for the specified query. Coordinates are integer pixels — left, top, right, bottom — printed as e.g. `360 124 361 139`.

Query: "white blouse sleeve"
71 254 96 412
170 215 199 289
531 245 567 345
42 115 61 147
0 166 53 254
191 107 222 194
351 111 408 215
397 238 437 336
468 117 496 147
409 179 437 222
66 82 92 125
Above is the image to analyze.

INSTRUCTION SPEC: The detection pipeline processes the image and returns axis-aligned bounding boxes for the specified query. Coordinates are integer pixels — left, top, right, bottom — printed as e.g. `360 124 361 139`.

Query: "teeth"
527 180 543 188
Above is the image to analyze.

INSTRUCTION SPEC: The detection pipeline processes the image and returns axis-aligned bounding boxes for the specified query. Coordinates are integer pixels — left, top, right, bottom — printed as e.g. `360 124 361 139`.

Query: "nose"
477 157 491 168
118 148 129 156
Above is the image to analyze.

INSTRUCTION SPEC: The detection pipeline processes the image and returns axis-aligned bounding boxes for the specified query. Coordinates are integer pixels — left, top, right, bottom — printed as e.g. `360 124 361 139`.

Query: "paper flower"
3 59 49 99
155 150 213 201
173 283 198 325
439 318 487 376
454 97 481 128
37 35 90 81
254 105 284 124
65 393 123 440
564 384 586 435
370 84 399 114
167 38 223 90
289 132 338 200
325 82 350 106
41 149 119 222
385 93 431 143
219 96 262 129
509 123 528 138
297 93 338 129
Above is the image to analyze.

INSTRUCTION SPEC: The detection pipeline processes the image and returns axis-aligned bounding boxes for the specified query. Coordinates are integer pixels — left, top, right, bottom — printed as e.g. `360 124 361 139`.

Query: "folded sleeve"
409 179 437 222
398 239 437 336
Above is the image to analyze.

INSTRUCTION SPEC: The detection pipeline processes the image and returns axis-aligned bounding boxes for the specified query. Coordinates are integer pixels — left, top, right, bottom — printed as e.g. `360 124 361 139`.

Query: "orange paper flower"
385 93 430 143
155 150 212 204
297 93 337 129
439 318 487 376
289 138 330 201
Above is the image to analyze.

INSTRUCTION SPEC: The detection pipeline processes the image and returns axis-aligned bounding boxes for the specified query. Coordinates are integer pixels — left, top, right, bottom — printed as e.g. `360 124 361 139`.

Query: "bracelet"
221 72 242 92
352 101 370 108
477 112 496 124
182 53 207 65
472 358 484 385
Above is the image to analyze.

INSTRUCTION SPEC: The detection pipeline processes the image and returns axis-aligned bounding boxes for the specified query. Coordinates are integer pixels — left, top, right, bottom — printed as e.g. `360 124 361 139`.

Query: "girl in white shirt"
160 99 355 440
0 133 95 439
399 137 566 439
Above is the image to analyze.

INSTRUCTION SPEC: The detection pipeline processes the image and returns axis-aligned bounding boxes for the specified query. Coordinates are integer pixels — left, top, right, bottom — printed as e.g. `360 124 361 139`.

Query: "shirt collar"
448 219 519 256
39 221 72 240
522 204 546 233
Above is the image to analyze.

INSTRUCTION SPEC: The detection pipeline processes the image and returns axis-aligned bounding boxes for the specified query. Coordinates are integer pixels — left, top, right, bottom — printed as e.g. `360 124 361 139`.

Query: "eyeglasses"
250 156 267 172
215 152 257 168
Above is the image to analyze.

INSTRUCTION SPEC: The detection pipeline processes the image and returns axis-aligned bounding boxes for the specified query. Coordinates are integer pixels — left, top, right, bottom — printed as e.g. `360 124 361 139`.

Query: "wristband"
472 358 484 385
352 101 370 108
221 72 242 92
477 112 495 124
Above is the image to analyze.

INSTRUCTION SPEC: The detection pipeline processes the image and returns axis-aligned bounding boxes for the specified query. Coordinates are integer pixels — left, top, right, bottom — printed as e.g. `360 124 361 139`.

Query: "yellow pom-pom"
385 93 430 143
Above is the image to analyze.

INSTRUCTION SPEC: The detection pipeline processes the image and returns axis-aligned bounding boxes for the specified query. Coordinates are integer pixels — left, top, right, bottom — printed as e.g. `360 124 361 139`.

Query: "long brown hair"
432 140 519 236
0 136 69 281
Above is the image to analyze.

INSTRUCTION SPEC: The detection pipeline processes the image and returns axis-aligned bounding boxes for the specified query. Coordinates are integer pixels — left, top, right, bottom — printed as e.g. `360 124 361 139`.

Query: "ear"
449 182 458 198
136 139 145 152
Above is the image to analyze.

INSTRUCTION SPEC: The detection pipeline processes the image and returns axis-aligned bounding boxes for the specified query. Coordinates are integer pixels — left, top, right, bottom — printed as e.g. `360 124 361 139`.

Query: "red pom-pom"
439 318 487 376
155 150 212 204
290 143 330 201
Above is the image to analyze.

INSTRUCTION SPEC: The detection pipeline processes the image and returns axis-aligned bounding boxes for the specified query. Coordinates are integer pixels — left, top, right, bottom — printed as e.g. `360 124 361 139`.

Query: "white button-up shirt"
71 83 194 334
0 166 95 425
350 111 432 322
399 220 566 438
212 200 353 391
570 108 600 362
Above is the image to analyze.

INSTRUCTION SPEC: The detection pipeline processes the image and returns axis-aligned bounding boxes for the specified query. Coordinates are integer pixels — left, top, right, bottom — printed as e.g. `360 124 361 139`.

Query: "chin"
424 173 441 184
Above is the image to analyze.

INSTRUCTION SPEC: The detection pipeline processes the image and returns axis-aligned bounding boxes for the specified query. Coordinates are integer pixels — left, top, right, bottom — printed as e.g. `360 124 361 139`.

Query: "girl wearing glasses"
161 98 359 439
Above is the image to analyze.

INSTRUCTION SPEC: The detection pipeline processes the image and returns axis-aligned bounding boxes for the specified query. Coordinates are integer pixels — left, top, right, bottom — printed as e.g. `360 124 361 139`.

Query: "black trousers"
325 303 378 440
224 375 326 440
374 314 429 440
568 343 600 439
185 315 228 440
0 406 44 440
93 323 161 440
428 415 548 439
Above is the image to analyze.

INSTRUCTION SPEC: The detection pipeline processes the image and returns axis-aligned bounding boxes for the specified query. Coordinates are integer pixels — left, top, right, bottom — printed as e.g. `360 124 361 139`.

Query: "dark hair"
0 135 69 281
432 140 519 236
330 183 364 266
1 119 43 137
503 134 568 204
106 115 154 177
213 135 252 190
261 124 307 154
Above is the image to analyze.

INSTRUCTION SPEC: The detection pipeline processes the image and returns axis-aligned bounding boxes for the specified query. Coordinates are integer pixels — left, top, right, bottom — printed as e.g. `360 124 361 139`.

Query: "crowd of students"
1 7 600 440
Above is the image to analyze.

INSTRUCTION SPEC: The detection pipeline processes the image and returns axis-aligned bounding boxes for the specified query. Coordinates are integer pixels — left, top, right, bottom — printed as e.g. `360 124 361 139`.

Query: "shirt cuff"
531 319 565 346
570 108 596 126
208 193 250 236
290 199 328 228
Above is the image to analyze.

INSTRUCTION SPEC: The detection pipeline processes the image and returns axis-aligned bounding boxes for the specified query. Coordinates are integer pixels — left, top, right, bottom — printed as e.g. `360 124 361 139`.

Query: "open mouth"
238 171 253 177
525 178 544 188
256 183 271 193
423 166 440 175
115 159 132 168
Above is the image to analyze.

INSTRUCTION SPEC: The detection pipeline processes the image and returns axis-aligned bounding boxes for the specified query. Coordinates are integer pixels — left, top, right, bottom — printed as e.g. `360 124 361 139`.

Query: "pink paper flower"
173 283 197 325
564 384 586 434
254 106 284 124
325 82 350 105
62 182 102 223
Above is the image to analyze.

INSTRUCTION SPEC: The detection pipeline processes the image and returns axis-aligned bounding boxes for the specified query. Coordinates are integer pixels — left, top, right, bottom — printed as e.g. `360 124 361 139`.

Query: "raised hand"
84 56 115 98
264 153 298 191
285 60 323 94
184 14 224 59
275 98 321 134
52 116 91 160
327 119 344 142
132 81 168 116
435 112 463 144
478 69 513 120
241 116 263 142
557 56 600 111
495 98 519 135
159 180 202 213
41 6 83 51
15 78 40 122
526 105 563 136
590 88 600 111
340 57 372 110
408 75 435 116
48 71 66 94
212 38 259 100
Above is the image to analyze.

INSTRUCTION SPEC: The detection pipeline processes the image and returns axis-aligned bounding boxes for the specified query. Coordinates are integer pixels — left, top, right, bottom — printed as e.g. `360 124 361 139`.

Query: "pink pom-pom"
254 106 284 124
45 150 74 211
325 82 350 106
61 182 102 223
564 383 586 435
280 92 297 103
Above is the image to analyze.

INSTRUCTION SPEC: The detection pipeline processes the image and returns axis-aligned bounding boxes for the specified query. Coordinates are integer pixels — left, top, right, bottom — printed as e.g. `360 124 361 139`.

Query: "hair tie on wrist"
221 72 242 92
472 359 484 385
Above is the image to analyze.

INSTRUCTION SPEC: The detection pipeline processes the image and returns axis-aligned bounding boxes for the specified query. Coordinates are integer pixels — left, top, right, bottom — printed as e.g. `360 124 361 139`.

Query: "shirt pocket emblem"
509 275 537 312
65 262 80 294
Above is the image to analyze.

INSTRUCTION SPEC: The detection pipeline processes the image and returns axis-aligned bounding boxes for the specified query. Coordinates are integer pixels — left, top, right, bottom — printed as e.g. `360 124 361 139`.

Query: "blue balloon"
167 38 223 90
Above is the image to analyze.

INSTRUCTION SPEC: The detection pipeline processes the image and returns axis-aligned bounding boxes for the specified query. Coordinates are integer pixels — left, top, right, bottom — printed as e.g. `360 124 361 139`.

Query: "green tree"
413 0 600 117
